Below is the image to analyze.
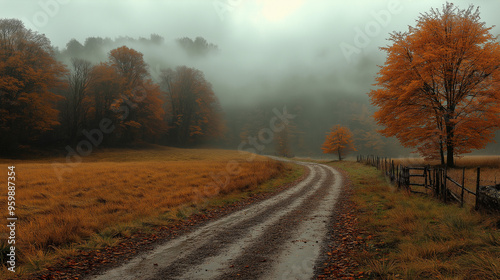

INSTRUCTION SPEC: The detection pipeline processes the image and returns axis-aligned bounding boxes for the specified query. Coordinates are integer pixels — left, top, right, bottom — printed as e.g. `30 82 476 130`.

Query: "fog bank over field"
2 0 499 156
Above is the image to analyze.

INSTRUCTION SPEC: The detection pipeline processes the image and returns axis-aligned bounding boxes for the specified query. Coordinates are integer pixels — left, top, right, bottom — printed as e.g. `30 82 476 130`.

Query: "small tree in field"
322 125 356 160
369 3 500 167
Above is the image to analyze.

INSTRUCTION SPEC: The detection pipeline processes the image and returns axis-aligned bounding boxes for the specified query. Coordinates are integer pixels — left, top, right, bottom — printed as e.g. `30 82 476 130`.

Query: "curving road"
89 159 343 280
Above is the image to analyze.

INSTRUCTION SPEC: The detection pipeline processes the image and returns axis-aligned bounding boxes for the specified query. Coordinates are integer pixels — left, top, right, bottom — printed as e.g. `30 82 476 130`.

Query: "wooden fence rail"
356 155 488 210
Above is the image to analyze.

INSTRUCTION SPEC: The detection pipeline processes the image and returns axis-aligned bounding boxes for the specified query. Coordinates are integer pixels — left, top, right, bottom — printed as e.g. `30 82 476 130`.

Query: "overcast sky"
2 0 500 105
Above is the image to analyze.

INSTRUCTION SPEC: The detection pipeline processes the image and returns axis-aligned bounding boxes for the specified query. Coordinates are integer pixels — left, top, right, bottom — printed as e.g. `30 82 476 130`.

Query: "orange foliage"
134 79 167 141
0 19 67 148
107 46 166 142
109 46 148 88
369 3 500 167
322 125 356 160
88 63 124 122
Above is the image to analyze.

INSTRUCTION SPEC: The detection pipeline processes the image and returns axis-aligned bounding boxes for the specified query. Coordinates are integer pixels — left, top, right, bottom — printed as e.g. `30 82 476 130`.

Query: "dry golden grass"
332 161 500 280
0 146 295 275
392 155 500 168
0 145 268 164
391 155 499 205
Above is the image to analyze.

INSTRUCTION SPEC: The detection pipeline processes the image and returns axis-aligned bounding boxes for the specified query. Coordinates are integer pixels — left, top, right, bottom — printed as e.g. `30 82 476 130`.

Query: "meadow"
0 146 301 275
331 160 500 280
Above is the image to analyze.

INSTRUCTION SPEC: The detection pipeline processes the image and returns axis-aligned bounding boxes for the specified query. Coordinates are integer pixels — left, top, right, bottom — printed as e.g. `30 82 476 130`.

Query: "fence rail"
357 155 493 210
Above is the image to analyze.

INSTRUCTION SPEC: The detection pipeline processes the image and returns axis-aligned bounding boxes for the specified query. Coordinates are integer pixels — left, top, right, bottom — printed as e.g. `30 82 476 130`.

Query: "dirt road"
89 160 343 280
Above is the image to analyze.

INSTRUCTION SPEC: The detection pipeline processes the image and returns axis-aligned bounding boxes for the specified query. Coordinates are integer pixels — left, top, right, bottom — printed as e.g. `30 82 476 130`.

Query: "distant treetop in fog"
176 36 218 57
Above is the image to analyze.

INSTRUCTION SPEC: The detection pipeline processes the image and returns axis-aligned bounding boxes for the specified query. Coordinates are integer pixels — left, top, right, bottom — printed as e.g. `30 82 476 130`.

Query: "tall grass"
0 146 296 275
331 161 500 280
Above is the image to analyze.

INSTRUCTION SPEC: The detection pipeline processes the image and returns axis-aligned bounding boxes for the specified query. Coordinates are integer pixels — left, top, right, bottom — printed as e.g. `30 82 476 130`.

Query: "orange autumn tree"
322 125 356 161
108 46 166 142
369 3 500 167
86 62 125 145
88 63 124 125
0 19 67 153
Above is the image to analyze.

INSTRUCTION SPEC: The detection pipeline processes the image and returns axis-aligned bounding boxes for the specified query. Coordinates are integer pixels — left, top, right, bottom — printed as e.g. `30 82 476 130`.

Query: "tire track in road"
263 164 342 280
90 161 320 280
154 165 327 280
89 161 343 280
216 164 340 280
175 165 329 280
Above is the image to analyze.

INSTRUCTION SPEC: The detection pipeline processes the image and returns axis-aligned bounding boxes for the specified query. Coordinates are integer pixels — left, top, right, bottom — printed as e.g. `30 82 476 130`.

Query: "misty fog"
2 0 500 157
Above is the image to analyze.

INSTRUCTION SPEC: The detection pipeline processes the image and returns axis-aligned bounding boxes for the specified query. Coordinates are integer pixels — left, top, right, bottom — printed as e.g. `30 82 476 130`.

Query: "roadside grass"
328 160 500 280
0 146 304 277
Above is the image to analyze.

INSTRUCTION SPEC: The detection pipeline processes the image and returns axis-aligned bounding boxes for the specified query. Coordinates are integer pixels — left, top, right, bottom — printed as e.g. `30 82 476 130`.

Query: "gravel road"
88 160 343 280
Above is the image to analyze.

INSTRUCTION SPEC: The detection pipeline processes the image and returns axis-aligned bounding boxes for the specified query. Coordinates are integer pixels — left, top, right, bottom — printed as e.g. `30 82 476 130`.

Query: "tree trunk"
338 149 342 161
439 139 445 166
446 144 454 168
445 125 455 168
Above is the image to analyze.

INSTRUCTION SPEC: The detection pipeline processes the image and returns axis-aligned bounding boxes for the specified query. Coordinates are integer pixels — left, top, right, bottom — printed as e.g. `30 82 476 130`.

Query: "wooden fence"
357 155 488 210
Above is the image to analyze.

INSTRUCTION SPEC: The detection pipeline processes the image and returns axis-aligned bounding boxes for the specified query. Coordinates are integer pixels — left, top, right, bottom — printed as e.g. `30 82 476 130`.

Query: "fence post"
391 160 395 181
442 168 445 200
444 167 448 202
397 166 401 189
405 167 410 192
438 169 442 198
436 169 440 198
424 166 428 195
407 168 411 192
428 165 432 191
439 168 443 198
400 166 404 190
435 169 438 197
401 166 404 190
475 167 481 211
460 167 465 208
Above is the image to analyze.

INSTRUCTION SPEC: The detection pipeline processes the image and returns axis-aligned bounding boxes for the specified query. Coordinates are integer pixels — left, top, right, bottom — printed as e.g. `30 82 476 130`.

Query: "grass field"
0 146 303 276
330 160 500 280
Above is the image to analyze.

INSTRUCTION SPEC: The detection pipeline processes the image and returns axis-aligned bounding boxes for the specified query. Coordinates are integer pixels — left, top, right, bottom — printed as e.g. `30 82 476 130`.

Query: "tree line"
0 19 224 155
60 34 217 64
